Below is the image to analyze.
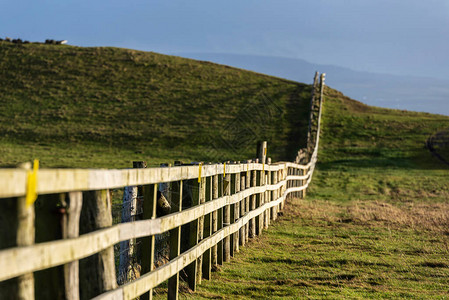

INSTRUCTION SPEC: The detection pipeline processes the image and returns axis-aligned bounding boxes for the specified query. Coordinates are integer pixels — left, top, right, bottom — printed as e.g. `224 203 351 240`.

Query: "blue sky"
2 0 449 79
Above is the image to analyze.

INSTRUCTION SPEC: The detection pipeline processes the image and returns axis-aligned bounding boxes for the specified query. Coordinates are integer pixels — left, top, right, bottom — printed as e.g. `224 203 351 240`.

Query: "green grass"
0 42 311 168
189 198 449 299
3 42 449 298
179 87 449 298
308 88 449 203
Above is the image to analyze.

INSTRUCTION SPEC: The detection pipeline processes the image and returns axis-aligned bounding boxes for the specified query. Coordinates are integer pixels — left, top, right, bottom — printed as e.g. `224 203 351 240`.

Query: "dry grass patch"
288 199 449 234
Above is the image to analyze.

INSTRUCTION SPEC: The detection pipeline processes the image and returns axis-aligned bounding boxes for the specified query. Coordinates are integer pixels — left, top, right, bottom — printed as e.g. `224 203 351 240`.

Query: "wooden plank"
0 163 295 199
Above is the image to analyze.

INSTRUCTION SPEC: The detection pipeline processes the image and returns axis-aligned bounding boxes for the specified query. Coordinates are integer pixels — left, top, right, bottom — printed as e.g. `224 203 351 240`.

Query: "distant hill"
175 53 449 116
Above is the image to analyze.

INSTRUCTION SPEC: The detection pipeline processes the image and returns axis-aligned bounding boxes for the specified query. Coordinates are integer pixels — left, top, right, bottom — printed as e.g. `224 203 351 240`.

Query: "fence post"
239 171 246 247
79 190 117 299
256 141 267 236
63 192 83 300
233 166 240 254
0 163 35 299
250 163 257 238
185 172 200 291
196 174 206 284
202 174 212 280
168 164 182 300
212 174 219 267
140 171 157 300
223 170 231 262
217 170 224 265
245 162 251 243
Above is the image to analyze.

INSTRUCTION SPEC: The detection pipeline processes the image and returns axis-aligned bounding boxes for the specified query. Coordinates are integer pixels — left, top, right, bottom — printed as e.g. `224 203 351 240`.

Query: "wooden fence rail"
0 73 325 300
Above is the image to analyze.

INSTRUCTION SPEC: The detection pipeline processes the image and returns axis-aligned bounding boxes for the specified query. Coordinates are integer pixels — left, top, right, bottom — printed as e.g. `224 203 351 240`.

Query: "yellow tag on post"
198 162 203 183
223 162 226 178
26 159 39 207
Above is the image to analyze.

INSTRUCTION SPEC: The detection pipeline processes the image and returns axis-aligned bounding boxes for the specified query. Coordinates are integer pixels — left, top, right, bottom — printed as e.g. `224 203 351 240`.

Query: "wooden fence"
0 73 325 300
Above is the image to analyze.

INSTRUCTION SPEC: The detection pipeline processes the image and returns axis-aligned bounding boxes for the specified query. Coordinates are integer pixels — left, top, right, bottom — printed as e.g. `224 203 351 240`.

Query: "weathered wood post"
202 174 212 280
223 168 231 262
250 162 257 238
0 163 35 300
196 173 206 284
138 161 157 300
80 190 117 299
185 165 201 291
168 162 182 300
63 192 83 300
212 174 219 268
256 141 267 235
283 167 287 209
245 163 251 243
232 165 240 254
118 161 147 285
217 168 224 265
239 171 246 247
273 170 278 222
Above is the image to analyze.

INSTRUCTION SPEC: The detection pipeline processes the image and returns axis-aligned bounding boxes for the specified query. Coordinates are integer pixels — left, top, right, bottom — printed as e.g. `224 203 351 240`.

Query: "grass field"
178 88 449 298
2 42 449 298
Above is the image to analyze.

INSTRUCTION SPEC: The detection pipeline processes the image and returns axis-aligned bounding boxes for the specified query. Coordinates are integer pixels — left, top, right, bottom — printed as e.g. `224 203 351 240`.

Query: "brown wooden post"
267 158 272 225
233 169 240 253
217 171 224 265
140 181 157 300
202 175 212 280
250 166 257 238
63 192 83 300
196 174 206 284
185 175 200 291
223 171 231 262
212 174 219 268
256 142 267 236
239 172 246 247
245 164 251 243
80 190 117 299
34 193 66 299
168 173 182 299
0 163 35 300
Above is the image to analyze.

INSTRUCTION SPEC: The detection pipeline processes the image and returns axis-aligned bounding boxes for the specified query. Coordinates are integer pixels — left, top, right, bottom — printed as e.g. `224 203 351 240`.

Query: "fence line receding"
0 72 326 300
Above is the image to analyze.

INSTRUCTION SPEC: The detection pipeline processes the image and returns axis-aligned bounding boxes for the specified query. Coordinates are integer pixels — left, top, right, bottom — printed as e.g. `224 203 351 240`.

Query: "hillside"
0 42 311 168
181 87 449 299
309 87 449 203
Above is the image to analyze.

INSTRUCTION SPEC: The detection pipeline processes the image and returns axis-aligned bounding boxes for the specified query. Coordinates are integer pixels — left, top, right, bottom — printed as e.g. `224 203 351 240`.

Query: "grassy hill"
3 42 449 298
0 42 311 168
187 88 449 298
